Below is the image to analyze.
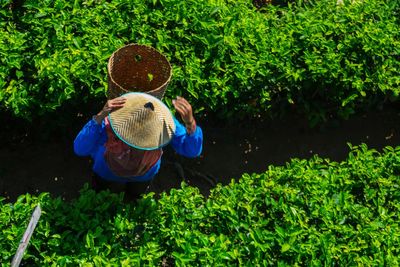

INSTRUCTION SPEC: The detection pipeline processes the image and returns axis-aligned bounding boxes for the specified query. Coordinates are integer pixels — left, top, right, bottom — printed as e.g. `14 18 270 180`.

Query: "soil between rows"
1 105 399 202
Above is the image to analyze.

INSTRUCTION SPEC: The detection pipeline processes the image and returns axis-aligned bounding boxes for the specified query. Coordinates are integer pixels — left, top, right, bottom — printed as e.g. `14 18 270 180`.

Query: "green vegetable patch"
1 144 399 265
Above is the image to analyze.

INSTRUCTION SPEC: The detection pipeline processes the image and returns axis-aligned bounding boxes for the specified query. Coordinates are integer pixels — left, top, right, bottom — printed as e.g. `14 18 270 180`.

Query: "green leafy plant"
1 144 399 265
1 0 399 124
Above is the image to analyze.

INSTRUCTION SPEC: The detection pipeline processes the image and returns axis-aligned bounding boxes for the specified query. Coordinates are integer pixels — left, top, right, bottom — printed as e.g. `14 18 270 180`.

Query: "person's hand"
172 96 196 133
94 97 126 124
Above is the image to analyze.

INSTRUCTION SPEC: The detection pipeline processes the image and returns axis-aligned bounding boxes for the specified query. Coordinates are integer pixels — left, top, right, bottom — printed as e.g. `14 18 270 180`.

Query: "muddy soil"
1 105 399 202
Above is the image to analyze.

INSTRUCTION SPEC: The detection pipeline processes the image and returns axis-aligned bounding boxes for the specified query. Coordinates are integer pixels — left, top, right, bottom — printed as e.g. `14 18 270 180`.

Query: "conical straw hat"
108 92 176 150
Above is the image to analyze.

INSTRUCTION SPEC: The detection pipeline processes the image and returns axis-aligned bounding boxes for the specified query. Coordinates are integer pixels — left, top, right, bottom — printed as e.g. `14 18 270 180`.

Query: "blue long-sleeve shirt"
74 117 203 183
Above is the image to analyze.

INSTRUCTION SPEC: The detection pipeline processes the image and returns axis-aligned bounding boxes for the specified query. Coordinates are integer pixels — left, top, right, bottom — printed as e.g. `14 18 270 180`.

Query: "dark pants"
91 173 151 201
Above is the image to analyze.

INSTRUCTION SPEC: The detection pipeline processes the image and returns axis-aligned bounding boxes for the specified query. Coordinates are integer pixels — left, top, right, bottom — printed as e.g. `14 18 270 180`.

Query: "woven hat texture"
107 44 171 100
108 93 175 150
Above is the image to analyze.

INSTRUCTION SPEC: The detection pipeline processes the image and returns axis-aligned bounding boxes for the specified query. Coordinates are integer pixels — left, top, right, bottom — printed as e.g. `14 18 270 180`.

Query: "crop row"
1 0 399 123
1 144 399 265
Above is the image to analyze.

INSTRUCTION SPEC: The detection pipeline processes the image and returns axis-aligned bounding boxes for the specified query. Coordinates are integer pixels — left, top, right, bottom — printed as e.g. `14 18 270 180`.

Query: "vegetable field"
1 0 399 124
1 0 400 265
1 145 399 265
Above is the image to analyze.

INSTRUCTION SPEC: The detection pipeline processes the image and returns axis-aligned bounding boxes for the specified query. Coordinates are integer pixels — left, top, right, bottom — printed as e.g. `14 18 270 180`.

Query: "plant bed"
1 0 399 125
1 144 399 265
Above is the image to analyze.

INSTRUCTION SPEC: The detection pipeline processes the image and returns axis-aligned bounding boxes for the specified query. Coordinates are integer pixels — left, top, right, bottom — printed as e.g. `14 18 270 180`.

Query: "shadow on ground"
1 106 399 202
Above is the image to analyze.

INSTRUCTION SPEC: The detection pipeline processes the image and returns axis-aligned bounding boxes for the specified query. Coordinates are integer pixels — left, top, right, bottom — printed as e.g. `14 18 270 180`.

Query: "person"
73 92 203 198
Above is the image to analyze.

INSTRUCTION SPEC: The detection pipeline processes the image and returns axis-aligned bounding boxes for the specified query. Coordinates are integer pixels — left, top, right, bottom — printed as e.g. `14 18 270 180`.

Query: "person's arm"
73 119 105 156
171 117 203 157
74 97 126 156
170 96 203 157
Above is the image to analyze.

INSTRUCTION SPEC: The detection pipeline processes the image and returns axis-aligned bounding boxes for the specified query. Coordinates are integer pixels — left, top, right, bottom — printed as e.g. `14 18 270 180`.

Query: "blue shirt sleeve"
74 119 106 157
170 117 203 158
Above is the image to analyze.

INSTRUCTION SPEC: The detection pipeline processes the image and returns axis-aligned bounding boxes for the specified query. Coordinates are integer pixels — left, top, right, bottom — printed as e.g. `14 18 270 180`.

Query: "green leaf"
281 243 291 253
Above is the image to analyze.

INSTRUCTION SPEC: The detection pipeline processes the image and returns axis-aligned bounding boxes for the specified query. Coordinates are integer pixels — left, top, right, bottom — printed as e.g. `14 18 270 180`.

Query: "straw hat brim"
108 92 176 150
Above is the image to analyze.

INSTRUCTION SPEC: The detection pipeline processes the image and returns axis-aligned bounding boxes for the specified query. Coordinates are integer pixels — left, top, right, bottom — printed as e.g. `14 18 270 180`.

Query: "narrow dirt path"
1 106 399 202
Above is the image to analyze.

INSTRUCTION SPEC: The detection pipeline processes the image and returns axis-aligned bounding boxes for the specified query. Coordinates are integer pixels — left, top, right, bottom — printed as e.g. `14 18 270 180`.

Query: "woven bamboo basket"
107 44 172 99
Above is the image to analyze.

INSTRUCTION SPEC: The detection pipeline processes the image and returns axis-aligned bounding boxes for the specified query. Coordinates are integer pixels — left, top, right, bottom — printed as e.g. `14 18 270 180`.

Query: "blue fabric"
74 117 203 183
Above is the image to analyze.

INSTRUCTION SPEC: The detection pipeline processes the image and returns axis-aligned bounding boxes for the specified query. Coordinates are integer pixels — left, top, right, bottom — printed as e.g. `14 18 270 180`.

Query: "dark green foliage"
1 144 399 265
0 0 399 122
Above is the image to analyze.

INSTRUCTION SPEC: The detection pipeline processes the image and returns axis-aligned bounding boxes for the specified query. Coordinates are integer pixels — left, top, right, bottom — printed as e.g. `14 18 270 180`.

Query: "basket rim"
107 43 172 95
